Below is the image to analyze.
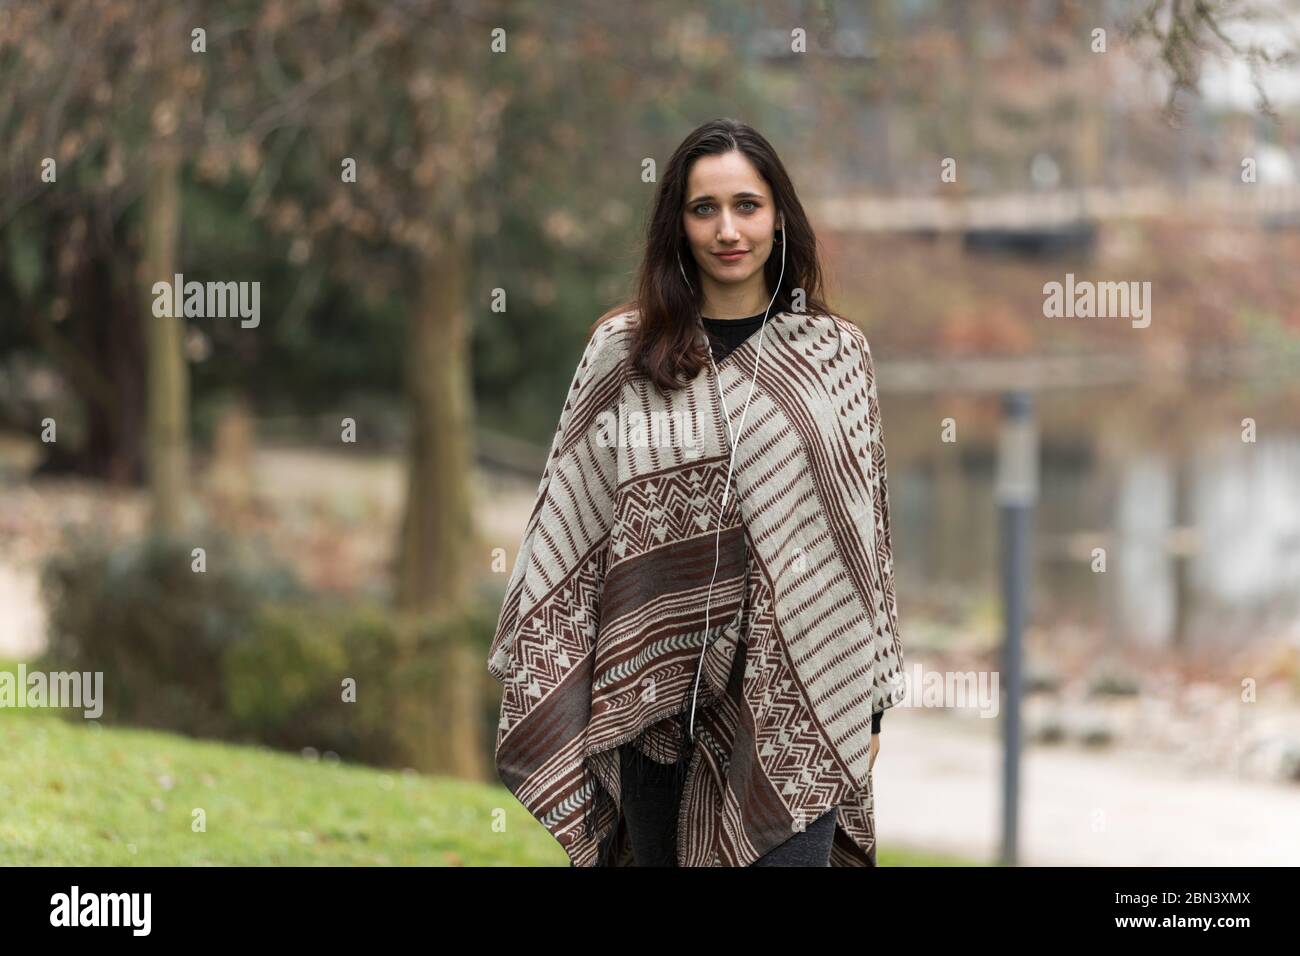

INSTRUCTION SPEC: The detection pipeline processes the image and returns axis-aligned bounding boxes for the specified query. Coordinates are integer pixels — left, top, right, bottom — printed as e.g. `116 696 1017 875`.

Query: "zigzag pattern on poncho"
488 308 906 866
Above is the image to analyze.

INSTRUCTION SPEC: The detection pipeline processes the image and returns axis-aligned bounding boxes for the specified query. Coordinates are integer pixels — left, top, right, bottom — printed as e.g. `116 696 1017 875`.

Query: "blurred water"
888 391 1300 649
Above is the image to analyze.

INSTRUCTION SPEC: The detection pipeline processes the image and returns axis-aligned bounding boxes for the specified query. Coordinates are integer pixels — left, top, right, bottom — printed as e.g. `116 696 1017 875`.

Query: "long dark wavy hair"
592 118 841 392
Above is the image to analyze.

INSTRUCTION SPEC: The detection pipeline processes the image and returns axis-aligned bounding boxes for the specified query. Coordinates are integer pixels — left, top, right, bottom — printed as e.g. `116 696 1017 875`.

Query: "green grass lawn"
0 666 975 866
0 705 566 865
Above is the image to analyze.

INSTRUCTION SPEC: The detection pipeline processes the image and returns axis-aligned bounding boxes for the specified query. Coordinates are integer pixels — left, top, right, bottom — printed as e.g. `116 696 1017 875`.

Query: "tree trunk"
143 15 188 537
395 228 484 781
392 33 492 782
396 252 477 614
89 240 148 484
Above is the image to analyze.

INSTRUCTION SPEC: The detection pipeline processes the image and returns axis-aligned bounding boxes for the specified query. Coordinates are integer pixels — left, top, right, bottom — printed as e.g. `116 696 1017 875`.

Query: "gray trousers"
618 743 838 866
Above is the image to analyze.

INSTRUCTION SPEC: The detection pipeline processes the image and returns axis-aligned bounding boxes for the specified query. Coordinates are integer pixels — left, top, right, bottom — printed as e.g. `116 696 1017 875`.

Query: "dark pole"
996 390 1037 866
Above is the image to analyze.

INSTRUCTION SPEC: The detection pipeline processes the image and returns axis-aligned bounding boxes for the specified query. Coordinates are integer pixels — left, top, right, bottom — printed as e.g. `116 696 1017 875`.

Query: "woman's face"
681 151 780 298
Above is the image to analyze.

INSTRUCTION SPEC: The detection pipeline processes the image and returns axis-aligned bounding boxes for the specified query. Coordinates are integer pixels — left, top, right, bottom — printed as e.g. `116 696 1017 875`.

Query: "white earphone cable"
686 216 786 744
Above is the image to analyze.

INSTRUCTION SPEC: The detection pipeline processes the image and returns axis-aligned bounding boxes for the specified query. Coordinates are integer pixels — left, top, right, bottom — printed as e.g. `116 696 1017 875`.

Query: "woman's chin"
709 268 758 285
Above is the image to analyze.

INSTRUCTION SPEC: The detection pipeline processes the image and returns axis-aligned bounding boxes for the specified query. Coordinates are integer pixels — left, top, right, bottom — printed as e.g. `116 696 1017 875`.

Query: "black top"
699 311 884 736
700 310 769 363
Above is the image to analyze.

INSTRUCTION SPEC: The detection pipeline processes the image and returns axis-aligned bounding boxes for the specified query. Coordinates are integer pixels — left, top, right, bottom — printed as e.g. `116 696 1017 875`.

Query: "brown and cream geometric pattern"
489 308 906 866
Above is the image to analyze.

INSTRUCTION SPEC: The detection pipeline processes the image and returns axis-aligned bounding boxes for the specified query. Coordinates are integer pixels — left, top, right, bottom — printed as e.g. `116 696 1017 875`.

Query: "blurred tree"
240 0 502 779
0 1 160 481
1126 0 1298 122
143 5 190 534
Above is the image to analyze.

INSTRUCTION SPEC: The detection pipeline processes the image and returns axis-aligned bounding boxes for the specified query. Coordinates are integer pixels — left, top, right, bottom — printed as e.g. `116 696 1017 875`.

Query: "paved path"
879 710 1300 865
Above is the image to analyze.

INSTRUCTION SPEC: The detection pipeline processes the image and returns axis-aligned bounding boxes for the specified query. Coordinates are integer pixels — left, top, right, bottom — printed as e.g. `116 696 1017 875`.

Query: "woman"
488 118 906 867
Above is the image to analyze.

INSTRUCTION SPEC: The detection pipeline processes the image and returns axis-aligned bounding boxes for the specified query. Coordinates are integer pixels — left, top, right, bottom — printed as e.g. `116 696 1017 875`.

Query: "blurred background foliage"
3 0 1300 864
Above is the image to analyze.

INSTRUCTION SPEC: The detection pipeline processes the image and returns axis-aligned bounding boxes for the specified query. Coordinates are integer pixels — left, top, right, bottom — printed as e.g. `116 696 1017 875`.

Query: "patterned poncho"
487 308 907 866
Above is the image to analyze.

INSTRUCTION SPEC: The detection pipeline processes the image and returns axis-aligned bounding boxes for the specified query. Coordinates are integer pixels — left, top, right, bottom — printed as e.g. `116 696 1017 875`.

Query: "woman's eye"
694 201 759 215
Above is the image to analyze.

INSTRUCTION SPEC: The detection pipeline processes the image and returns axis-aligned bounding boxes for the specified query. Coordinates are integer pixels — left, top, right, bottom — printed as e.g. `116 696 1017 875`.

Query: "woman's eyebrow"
687 191 766 203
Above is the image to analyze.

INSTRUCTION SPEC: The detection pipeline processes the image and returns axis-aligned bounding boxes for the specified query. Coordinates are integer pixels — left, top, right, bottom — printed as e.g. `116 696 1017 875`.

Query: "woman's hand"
869 733 880 771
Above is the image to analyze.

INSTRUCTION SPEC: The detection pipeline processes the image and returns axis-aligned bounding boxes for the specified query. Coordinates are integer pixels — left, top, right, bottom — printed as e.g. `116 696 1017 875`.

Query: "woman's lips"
713 251 747 262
